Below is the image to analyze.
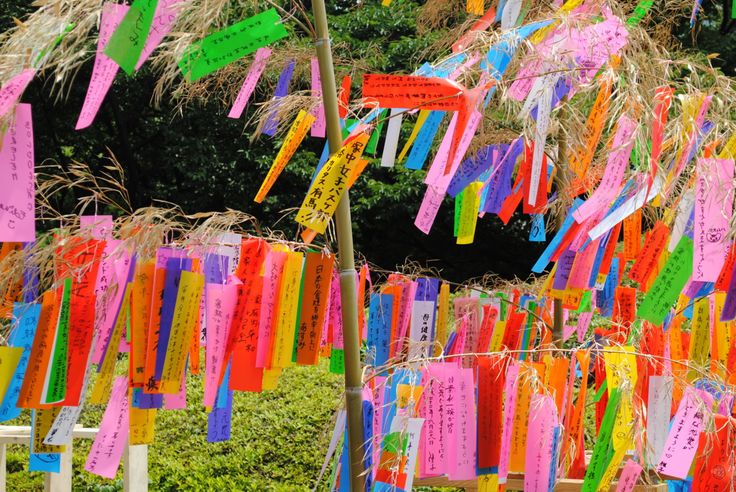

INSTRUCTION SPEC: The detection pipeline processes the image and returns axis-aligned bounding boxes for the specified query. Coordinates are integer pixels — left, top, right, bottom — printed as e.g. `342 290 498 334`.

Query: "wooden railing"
0 426 148 492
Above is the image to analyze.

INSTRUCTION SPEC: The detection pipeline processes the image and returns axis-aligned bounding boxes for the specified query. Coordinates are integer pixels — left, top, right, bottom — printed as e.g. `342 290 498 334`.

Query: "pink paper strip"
414 185 444 234
693 157 734 282
616 459 643 492
425 110 483 194
577 311 593 343
573 115 636 223
0 69 35 119
80 215 114 240
567 238 601 289
310 57 326 137
92 246 131 365
0 103 34 241
498 361 520 483
395 281 417 345
656 387 706 479
255 250 287 368
227 48 272 119
524 394 558 492
164 371 187 409
419 364 446 477
203 283 238 408
371 375 386 477
84 376 129 478
135 0 183 70
424 113 458 185
441 365 459 476
76 4 129 130
329 271 343 349
447 367 476 480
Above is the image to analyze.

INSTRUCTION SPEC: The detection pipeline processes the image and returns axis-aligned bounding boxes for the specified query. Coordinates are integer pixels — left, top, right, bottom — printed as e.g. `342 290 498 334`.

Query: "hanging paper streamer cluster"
0 214 381 478
326 252 736 490
2 0 736 488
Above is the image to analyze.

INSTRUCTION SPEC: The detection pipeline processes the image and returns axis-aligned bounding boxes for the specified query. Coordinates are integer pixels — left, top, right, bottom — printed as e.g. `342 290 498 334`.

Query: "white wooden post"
0 442 6 491
123 444 148 492
44 439 73 492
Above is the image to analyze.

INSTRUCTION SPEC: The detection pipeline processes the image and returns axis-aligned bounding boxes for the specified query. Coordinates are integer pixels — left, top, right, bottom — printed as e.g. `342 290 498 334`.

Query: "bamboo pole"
310 0 366 489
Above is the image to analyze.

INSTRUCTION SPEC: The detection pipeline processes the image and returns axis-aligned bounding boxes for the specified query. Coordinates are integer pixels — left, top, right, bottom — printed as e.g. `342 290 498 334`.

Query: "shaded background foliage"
2 0 544 282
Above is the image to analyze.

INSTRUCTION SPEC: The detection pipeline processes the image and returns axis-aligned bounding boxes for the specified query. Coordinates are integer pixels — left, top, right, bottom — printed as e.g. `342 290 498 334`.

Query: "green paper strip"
345 118 383 154
291 260 307 364
453 190 464 237
637 236 693 325
46 278 72 403
592 379 607 403
519 301 535 361
105 0 159 75
382 431 408 454
576 290 593 313
495 292 507 320
626 0 654 26
178 9 288 82
582 388 621 492
329 348 345 374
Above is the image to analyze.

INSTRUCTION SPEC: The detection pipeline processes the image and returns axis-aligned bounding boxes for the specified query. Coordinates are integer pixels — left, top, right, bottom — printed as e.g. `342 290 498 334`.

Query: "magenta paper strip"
255 250 287 368
76 3 129 130
498 360 520 483
0 69 35 119
310 57 326 137
135 0 184 70
84 376 129 478
656 387 706 479
694 157 734 281
524 394 558 492
227 48 272 119
204 283 238 408
0 103 34 242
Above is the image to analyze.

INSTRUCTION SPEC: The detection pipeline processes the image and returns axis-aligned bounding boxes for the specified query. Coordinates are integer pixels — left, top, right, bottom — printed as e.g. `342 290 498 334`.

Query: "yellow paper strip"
0 346 23 404
255 110 316 203
397 110 429 163
457 181 483 244
687 297 710 381
160 271 205 393
603 346 638 451
271 251 304 368
296 133 370 234
433 283 451 356
90 287 130 404
129 402 157 445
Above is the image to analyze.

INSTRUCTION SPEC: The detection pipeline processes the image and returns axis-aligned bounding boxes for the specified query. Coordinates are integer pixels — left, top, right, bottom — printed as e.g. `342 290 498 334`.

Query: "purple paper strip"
98 254 137 368
262 60 296 136
154 257 192 381
133 388 163 409
721 258 736 321
482 138 523 214
415 277 439 303
203 253 229 284
447 144 500 197
552 249 576 291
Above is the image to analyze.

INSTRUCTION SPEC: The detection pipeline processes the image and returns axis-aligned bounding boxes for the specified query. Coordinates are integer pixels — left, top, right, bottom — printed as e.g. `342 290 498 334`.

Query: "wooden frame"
0 425 148 492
